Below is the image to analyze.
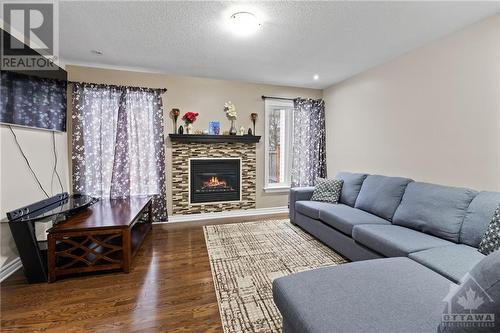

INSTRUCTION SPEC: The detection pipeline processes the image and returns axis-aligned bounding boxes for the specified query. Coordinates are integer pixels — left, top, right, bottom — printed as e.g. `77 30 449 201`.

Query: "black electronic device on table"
4 193 97 283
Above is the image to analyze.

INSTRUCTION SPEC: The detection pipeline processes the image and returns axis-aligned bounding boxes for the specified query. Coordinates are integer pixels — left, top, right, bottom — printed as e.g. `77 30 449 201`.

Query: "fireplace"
189 158 241 204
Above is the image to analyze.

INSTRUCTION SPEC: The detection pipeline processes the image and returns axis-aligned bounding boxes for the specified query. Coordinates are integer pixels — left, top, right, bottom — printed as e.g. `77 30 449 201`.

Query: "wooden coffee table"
47 196 152 282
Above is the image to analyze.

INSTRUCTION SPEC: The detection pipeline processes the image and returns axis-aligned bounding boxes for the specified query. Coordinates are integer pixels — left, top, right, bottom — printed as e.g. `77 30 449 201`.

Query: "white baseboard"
161 206 289 224
0 257 22 283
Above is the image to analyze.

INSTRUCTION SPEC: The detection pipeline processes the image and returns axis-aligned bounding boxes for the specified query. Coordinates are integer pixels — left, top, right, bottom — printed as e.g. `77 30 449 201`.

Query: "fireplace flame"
203 176 228 188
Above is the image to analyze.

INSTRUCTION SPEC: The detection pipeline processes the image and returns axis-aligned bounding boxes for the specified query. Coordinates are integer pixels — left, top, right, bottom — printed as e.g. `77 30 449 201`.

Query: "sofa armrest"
289 187 315 223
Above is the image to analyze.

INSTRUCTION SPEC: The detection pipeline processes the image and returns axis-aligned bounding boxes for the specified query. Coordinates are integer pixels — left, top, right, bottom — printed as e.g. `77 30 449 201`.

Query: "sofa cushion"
295 213 384 262
352 224 453 257
409 245 485 283
273 257 451 333
393 182 477 243
354 175 413 221
319 204 391 236
461 191 500 247
295 201 335 220
335 172 368 207
438 249 500 332
310 178 343 203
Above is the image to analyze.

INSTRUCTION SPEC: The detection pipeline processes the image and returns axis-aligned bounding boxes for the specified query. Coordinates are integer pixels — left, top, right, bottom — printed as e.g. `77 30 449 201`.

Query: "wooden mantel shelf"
169 134 261 144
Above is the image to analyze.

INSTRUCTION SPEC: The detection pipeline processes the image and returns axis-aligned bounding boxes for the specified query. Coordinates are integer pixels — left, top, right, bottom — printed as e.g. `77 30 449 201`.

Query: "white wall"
0 126 70 268
324 14 500 190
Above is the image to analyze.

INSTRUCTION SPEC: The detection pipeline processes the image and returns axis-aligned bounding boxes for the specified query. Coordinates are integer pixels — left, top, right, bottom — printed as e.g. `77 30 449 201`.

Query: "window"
264 99 294 192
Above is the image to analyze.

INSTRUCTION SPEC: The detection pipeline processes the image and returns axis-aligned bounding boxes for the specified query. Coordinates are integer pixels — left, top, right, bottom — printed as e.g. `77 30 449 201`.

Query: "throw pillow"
478 204 500 255
311 178 343 204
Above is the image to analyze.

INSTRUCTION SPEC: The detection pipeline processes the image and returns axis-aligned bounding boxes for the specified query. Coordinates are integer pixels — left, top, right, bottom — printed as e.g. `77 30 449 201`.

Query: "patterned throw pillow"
478 204 500 255
311 178 343 204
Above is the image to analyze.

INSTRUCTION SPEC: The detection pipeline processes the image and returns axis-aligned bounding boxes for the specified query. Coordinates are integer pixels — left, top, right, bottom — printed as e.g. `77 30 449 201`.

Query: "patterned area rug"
204 219 347 333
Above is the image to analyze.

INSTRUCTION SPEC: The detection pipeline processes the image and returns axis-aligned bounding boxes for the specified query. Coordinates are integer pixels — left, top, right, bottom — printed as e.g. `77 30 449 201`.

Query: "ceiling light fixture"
229 12 261 36
313 74 319 80
91 49 103 55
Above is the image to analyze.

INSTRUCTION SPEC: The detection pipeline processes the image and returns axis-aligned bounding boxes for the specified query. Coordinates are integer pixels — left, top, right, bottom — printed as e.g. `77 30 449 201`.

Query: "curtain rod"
68 80 167 93
261 95 297 101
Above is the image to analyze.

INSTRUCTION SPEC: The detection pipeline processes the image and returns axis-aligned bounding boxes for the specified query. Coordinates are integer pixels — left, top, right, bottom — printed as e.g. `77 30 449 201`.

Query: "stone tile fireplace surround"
171 140 257 215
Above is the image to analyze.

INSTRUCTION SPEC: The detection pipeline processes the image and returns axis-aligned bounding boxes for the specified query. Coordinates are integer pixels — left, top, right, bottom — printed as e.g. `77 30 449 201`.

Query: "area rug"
203 219 347 333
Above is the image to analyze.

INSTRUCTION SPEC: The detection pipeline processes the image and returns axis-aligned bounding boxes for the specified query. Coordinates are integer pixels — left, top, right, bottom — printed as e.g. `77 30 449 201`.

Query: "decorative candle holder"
251 113 258 136
170 108 180 134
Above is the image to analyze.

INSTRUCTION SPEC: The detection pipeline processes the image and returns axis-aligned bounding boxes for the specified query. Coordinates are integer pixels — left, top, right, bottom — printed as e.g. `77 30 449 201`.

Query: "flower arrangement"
182 111 198 134
182 111 198 124
224 101 237 120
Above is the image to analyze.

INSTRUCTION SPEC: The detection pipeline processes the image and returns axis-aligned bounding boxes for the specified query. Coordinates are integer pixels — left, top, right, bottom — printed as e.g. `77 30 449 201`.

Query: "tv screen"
0 70 67 132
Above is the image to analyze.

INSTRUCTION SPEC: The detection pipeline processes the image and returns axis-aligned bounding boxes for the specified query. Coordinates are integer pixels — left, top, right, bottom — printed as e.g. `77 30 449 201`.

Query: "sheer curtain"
72 83 167 221
290 98 327 187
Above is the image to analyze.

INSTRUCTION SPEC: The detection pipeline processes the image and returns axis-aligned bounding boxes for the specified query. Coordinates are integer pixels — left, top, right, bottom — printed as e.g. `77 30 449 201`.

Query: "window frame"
264 98 294 193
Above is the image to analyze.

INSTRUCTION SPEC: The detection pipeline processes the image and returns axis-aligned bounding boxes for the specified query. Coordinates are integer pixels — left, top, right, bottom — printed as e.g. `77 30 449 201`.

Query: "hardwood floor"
0 215 286 333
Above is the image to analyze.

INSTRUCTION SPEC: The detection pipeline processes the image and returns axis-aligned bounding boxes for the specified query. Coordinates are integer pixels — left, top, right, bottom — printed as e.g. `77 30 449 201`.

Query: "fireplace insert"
190 158 241 204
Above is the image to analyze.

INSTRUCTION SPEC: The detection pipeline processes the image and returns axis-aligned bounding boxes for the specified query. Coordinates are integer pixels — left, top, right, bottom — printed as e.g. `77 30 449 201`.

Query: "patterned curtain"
291 98 327 187
72 82 168 221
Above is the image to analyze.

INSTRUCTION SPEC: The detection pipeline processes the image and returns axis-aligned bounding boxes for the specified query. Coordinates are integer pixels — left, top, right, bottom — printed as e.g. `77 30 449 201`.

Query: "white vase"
229 119 237 135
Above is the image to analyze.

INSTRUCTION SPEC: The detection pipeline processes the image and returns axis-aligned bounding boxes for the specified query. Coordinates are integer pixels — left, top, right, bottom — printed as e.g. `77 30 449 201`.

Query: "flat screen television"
0 30 68 132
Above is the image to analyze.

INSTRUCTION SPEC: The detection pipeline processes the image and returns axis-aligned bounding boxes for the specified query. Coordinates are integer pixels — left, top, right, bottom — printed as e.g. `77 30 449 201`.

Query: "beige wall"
324 14 500 191
0 126 70 267
66 65 322 213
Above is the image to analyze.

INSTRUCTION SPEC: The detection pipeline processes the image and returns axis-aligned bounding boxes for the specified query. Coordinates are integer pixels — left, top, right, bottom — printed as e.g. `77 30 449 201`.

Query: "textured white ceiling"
59 1 499 89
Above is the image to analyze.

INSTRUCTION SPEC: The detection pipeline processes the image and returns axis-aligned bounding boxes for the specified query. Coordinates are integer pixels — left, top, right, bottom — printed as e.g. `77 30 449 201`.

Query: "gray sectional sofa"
273 172 500 333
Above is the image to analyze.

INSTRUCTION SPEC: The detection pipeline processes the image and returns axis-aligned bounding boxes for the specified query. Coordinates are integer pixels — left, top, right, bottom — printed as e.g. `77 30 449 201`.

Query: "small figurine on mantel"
238 126 245 136
247 128 253 136
178 125 184 134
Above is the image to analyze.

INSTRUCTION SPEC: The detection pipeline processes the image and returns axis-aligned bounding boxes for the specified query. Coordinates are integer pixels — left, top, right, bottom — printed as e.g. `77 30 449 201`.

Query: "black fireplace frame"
189 158 242 205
